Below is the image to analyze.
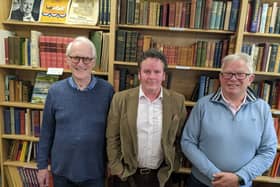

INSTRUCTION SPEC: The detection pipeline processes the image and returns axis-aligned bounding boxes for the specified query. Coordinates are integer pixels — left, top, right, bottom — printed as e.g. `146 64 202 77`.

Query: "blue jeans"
186 174 209 187
53 174 104 187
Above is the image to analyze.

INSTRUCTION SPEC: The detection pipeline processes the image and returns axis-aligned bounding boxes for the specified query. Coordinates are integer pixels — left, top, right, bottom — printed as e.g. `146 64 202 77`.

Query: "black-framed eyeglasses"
220 72 251 80
68 56 94 65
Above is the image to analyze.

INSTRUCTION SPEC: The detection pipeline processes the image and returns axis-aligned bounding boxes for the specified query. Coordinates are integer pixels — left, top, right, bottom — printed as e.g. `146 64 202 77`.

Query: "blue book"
14 109 21 135
229 0 240 31
250 0 261 32
4 109 11 134
198 75 207 99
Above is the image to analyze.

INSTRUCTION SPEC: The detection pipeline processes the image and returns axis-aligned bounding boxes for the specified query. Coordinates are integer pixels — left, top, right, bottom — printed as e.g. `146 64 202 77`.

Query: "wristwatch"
237 175 245 185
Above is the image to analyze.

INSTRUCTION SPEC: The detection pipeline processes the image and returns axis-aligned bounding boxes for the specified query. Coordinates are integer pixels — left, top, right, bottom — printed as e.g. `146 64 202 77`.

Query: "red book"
168 2 176 27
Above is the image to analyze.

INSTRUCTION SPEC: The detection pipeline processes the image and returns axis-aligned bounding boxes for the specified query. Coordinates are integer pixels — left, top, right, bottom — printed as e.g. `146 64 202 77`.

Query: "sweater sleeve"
180 102 221 180
236 104 277 185
37 89 56 170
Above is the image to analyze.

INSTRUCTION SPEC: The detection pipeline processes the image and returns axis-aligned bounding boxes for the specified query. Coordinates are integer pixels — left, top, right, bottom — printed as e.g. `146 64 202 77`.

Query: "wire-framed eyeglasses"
220 72 251 80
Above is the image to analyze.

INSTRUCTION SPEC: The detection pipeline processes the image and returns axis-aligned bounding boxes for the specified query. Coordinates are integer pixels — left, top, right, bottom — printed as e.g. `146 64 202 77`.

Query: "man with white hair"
37 36 114 187
181 53 277 187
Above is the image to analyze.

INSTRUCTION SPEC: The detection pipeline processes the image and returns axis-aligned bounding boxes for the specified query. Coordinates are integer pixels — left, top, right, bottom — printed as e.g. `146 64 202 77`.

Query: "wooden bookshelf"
2 134 39 142
3 161 37 169
0 101 44 109
2 20 110 30
0 64 109 76
118 24 235 34
243 32 280 38
0 0 280 186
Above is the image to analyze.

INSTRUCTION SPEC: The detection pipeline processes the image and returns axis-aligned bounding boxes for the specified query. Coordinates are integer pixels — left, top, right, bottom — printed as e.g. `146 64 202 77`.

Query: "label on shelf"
169 27 185 31
47 68 64 75
175 66 191 70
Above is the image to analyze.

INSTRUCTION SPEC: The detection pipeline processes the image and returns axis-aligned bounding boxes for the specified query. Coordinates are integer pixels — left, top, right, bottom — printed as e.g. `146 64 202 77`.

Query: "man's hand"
37 169 49 187
212 172 239 187
117 168 124 178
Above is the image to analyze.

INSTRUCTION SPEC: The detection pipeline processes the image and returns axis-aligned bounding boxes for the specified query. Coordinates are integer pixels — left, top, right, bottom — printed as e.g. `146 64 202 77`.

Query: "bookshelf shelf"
243 32 280 39
118 24 235 35
254 176 280 184
177 167 191 174
2 20 110 30
115 61 222 72
3 161 37 169
184 101 196 107
0 101 44 109
114 61 138 66
0 64 108 76
271 109 280 116
2 134 39 142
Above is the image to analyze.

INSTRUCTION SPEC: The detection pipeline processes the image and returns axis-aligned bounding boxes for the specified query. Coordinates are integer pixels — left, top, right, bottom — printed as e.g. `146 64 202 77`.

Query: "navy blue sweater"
37 78 114 182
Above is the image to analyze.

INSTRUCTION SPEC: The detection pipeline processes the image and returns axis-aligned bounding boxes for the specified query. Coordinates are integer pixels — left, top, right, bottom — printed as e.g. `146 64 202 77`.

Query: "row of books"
0 30 110 72
267 152 280 177
242 43 280 73
245 0 280 33
5 72 59 104
39 35 73 69
3 108 43 137
118 0 240 31
4 75 32 102
251 80 280 109
191 75 219 101
5 166 53 187
8 140 38 163
115 30 234 68
274 118 280 145
8 0 109 26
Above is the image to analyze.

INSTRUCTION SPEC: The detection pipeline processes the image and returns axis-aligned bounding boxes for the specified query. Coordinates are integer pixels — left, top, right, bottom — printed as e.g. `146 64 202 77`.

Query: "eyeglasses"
68 56 94 65
220 72 251 80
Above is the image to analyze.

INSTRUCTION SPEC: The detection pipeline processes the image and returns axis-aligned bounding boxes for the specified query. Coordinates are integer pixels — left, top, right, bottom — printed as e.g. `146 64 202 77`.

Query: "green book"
90 31 103 71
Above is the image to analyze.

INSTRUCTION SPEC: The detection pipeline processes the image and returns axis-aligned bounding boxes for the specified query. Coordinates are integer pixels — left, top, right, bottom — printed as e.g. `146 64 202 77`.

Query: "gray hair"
221 53 254 74
66 36 96 59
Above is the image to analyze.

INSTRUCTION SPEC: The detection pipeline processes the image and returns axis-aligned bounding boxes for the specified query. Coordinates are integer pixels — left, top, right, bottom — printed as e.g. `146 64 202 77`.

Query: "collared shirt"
136 85 163 169
221 90 247 115
68 76 97 91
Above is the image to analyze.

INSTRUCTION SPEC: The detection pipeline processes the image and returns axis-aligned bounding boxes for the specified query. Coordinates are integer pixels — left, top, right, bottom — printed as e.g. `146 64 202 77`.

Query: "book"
31 72 59 104
39 0 71 23
67 0 99 25
9 0 42 22
90 31 103 70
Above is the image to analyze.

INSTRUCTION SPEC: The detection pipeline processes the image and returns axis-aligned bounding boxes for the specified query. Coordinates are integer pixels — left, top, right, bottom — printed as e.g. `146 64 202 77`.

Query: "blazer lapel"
162 89 172 142
126 88 139 152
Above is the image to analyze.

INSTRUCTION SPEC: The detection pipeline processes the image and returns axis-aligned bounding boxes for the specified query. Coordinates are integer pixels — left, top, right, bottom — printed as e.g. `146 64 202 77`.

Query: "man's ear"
248 74 255 84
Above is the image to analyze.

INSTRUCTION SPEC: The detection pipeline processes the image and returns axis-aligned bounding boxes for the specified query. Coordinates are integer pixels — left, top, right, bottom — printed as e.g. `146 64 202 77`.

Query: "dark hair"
138 48 168 72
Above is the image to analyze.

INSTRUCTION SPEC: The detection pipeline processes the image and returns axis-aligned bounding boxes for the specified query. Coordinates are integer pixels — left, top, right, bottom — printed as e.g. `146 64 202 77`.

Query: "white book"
269 2 278 33
30 30 42 67
259 3 269 33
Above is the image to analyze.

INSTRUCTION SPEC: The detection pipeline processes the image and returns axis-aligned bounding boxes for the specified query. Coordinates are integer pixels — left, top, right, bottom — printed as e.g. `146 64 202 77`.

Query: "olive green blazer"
106 87 187 187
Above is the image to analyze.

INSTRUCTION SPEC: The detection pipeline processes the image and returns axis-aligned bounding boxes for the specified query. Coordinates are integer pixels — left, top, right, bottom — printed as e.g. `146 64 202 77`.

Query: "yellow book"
19 141 28 162
39 0 71 23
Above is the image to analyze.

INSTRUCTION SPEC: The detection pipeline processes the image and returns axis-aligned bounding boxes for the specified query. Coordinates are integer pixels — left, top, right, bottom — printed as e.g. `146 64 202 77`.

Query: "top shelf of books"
3 20 110 31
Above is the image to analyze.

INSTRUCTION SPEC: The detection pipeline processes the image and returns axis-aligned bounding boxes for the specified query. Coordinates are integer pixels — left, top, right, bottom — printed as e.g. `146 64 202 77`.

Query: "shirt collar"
68 76 97 91
221 90 247 108
210 87 257 103
139 85 163 100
